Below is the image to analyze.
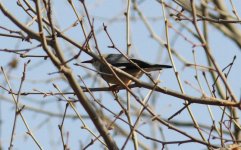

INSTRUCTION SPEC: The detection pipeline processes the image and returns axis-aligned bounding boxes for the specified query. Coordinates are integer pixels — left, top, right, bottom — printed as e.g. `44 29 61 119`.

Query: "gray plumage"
82 54 172 85
103 54 172 69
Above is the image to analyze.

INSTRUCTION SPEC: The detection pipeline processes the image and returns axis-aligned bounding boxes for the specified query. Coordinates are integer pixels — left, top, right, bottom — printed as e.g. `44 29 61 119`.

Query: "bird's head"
82 54 109 71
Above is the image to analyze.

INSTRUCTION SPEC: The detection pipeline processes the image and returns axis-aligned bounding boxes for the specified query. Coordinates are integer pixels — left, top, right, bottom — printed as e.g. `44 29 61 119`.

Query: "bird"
82 54 172 86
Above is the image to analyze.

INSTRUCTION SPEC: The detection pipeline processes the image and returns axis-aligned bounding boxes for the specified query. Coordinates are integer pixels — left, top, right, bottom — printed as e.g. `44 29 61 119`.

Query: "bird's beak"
81 59 94 64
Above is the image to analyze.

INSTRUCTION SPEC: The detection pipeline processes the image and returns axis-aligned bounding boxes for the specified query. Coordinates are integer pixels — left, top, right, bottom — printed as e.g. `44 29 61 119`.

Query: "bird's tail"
144 64 172 71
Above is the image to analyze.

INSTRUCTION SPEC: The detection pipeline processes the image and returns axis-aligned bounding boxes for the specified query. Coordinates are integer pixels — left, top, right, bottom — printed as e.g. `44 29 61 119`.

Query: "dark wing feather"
105 54 172 69
105 54 134 67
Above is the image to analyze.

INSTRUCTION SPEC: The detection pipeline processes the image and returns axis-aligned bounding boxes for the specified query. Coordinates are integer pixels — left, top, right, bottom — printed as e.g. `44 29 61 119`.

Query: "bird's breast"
99 67 143 85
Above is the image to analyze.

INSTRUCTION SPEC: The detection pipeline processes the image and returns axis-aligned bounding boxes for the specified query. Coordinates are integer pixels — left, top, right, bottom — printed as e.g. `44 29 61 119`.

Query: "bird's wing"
105 54 152 68
105 54 172 69
126 59 153 68
104 54 134 67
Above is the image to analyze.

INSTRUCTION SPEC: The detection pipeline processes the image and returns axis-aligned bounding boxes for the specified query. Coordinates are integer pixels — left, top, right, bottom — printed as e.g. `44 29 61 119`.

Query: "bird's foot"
109 85 120 93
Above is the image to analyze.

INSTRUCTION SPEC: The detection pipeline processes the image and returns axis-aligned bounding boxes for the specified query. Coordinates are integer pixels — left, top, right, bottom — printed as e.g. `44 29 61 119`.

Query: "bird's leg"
108 80 133 93
109 85 120 93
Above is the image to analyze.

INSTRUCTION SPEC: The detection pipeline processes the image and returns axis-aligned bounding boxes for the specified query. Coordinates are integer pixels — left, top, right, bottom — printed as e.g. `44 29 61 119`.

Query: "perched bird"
82 54 172 85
